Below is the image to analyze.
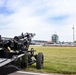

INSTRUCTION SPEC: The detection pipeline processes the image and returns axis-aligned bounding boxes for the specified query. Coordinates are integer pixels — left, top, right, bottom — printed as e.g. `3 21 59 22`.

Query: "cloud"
0 0 76 42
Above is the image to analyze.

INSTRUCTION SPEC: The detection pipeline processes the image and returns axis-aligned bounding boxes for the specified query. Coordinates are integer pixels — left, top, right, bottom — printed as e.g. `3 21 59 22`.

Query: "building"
51 34 59 44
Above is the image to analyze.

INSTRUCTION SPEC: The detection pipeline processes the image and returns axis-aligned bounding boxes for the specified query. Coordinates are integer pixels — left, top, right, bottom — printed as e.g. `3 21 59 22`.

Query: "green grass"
23 46 76 74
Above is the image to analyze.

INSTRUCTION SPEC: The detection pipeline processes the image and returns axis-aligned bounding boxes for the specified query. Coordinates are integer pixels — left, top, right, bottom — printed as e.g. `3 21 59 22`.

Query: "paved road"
9 71 67 75
9 71 49 75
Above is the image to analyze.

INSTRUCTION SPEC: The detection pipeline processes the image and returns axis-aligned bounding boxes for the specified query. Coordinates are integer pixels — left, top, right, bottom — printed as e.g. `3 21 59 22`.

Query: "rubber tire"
5 65 19 74
21 61 28 68
21 54 28 68
36 52 44 69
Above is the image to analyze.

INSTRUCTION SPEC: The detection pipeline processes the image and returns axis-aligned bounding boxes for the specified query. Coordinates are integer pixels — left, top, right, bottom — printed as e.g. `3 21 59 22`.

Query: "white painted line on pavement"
17 71 51 75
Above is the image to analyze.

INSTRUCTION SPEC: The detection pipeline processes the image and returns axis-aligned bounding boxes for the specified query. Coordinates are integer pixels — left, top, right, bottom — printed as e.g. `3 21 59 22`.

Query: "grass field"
23 46 76 74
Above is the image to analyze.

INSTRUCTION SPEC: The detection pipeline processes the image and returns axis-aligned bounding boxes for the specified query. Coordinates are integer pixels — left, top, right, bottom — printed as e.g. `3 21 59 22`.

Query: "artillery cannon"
0 33 44 75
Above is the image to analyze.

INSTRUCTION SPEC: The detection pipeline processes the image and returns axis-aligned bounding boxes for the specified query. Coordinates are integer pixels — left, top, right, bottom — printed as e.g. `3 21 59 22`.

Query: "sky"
0 0 76 42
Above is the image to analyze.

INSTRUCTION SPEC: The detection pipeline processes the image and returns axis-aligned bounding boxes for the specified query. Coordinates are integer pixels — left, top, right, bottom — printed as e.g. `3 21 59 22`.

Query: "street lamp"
72 25 75 43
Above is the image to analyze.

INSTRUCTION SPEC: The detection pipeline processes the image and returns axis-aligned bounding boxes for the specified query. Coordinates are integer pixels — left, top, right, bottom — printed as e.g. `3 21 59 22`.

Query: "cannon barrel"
14 33 35 41
0 33 35 49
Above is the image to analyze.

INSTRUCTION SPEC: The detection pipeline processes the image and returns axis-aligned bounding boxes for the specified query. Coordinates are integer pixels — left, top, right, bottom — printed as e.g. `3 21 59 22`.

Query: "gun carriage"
0 33 44 74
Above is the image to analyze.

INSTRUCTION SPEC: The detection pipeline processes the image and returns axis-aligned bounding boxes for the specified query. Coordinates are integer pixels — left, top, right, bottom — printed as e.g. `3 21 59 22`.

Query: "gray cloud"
0 0 76 41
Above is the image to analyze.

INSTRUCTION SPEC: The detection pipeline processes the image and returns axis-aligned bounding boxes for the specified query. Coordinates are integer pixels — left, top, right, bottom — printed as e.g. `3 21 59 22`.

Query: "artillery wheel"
21 54 28 68
5 65 19 74
21 61 28 68
36 52 44 69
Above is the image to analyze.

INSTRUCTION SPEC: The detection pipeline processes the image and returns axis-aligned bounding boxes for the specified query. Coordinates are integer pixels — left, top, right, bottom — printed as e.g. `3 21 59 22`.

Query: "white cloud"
0 0 76 42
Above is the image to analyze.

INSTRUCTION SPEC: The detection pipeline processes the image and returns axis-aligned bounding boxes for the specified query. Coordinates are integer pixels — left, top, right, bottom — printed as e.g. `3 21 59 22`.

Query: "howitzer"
0 33 44 75
0 33 35 53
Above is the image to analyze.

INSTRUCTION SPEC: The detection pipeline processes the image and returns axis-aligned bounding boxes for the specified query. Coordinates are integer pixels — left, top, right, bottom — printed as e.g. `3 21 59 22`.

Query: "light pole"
72 25 75 43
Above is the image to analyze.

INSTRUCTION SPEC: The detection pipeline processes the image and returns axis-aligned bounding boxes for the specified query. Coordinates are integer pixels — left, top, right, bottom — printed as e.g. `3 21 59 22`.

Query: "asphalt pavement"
9 71 67 75
9 71 49 75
